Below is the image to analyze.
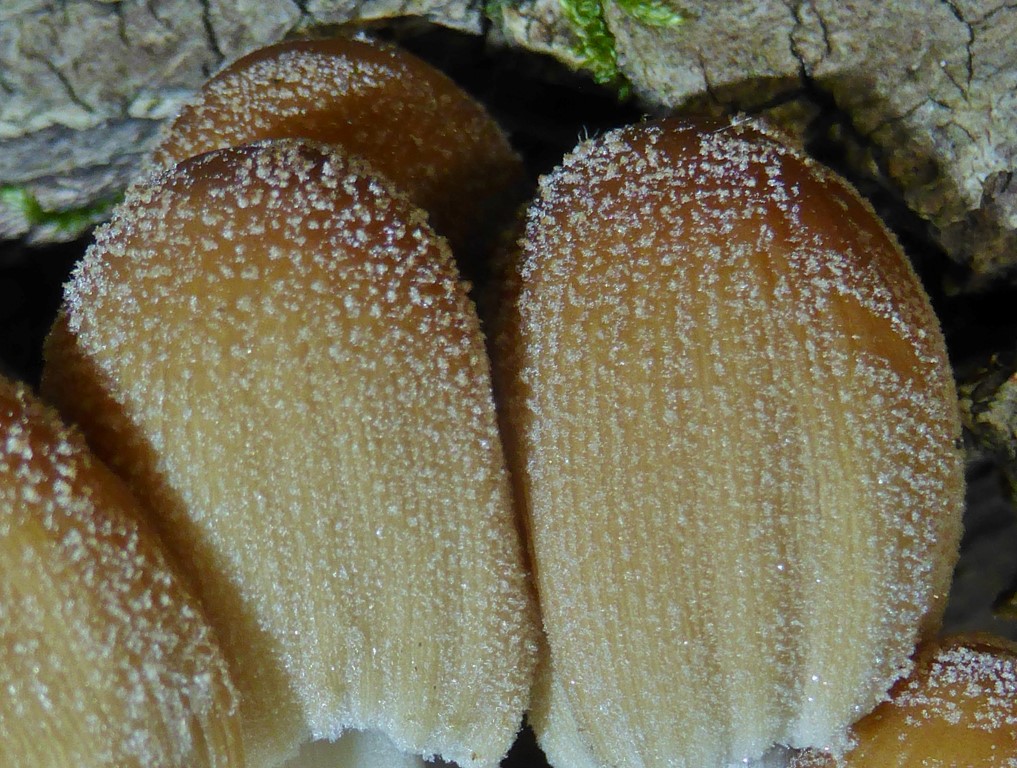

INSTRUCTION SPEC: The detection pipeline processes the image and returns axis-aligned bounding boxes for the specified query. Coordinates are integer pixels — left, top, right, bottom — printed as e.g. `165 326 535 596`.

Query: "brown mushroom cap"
493 117 964 767
43 140 538 768
790 634 1017 767
0 376 240 767
150 36 523 260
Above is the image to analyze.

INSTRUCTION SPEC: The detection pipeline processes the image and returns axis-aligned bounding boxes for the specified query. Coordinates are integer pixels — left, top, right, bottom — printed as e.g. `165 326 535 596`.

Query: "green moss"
0 186 121 237
613 0 684 27
485 1 683 93
557 0 684 93
560 0 621 87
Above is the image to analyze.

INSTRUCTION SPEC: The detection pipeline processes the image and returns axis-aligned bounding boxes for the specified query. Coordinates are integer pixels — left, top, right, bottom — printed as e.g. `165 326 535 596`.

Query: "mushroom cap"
494 117 964 767
790 634 1017 767
151 36 523 259
43 139 538 768
0 376 240 767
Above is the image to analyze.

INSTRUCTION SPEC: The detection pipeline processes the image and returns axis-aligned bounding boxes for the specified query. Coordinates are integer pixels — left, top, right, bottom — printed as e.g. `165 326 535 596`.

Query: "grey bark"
0 0 480 241
3 1 1016 280
4 1 1016 284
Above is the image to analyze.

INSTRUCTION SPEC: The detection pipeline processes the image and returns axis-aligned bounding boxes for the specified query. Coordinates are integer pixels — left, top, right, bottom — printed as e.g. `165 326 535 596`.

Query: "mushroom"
0 375 241 767
150 35 523 266
492 117 965 767
42 140 539 767
789 634 1017 766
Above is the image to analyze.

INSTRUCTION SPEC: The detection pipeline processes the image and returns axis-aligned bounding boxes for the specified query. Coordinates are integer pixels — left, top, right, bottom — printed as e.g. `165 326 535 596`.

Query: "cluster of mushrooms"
2 33 1016 768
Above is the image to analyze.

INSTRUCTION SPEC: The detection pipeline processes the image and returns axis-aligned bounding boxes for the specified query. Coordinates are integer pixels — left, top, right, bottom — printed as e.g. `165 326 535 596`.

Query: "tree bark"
4 1 1016 286
0 0 480 241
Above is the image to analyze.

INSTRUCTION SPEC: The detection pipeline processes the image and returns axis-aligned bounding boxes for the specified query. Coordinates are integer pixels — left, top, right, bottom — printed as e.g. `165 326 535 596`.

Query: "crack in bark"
478 0 494 37
1001 170 1014 196
36 57 95 115
784 0 808 76
512 1 554 55
288 0 310 22
940 0 974 94
694 51 719 106
982 2 1017 21
774 2 944 276
972 4 1017 80
809 0 831 60
941 112 978 145
784 0 829 78
863 96 939 143
784 0 832 71
109 0 129 47
198 0 225 75
139 0 185 41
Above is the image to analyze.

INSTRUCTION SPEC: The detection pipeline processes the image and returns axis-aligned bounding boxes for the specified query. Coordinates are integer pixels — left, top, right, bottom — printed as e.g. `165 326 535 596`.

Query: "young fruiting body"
43 140 538 767
790 635 1017 767
151 36 522 259
493 118 965 767
0 376 241 767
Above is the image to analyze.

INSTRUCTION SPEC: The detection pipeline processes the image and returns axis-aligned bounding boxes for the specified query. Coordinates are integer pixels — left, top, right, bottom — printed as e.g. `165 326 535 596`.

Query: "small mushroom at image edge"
790 634 1017 767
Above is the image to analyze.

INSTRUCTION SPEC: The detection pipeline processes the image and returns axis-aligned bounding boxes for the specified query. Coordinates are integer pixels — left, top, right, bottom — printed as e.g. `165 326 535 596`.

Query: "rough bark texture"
4 1 1016 282
0 0 480 241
